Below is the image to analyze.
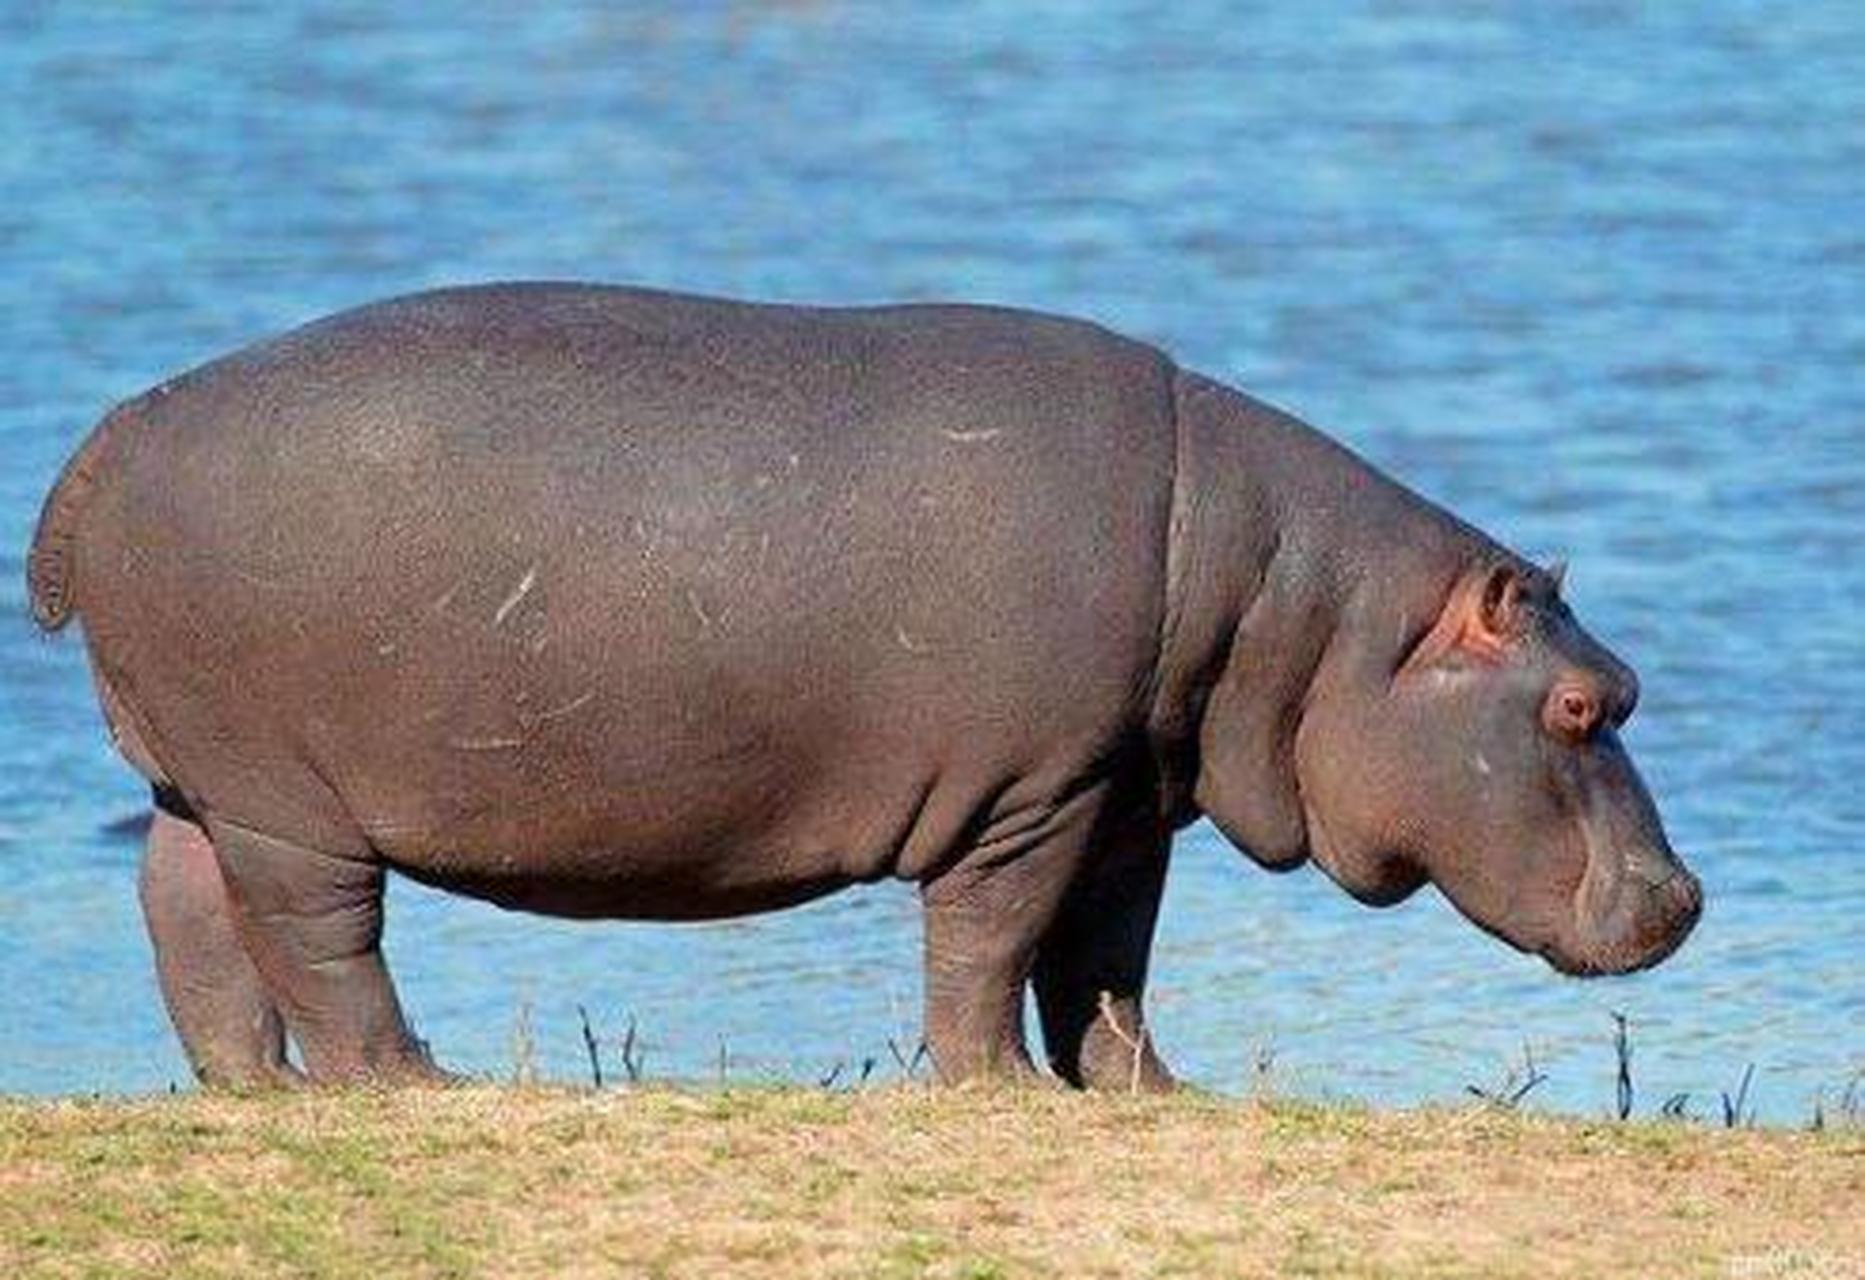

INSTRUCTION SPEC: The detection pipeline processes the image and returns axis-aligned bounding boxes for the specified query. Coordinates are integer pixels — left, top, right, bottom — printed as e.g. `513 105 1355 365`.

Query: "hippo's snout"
1618 864 1703 971
1655 865 1704 944
1561 852 1703 977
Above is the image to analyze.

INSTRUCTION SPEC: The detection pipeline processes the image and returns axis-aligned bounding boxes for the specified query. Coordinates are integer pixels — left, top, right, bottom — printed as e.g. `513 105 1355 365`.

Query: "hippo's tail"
28 407 126 632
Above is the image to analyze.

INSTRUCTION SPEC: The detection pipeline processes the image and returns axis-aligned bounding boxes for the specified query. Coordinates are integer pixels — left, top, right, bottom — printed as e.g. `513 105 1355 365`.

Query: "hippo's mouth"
1542 868 1704 977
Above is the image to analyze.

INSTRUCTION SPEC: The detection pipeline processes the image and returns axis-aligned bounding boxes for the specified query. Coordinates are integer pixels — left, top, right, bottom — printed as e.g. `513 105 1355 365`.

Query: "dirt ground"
1 1085 1858 1278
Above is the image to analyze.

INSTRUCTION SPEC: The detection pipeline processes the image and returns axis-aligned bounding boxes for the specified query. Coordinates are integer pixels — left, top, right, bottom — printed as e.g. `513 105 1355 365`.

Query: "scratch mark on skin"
359 816 424 843
686 588 713 631
523 690 595 725
1473 753 1493 776
451 735 526 752
432 579 464 613
494 564 539 626
896 626 924 653
941 427 1002 443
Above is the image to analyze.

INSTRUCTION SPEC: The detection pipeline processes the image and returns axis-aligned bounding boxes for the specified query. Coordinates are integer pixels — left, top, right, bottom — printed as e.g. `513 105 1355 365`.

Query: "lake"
0 1 1859 1123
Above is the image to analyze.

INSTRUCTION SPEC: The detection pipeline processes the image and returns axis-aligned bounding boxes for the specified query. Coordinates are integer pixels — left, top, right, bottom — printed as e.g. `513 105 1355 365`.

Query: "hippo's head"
1201 558 1702 976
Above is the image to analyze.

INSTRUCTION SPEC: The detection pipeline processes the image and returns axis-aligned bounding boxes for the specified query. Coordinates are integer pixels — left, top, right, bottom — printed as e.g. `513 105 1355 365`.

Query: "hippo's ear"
1399 563 1525 676
1472 563 1526 652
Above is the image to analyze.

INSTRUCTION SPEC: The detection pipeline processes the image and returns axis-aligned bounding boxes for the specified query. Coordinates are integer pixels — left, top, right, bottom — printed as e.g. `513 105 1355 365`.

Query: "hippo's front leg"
1033 803 1176 1091
919 783 1111 1084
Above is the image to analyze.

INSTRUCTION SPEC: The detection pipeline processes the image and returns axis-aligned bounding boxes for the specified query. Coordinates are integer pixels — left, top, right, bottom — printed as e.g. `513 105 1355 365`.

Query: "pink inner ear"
1477 564 1525 635
1456 605 1512 662
1398 569 1514 677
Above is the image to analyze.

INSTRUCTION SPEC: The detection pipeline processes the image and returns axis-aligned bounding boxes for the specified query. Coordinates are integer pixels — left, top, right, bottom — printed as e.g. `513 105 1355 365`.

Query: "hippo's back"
39 284 1180 899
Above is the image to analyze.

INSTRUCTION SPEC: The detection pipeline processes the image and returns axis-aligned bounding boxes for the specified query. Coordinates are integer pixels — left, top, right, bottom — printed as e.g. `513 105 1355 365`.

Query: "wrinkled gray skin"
29 284 1702 1090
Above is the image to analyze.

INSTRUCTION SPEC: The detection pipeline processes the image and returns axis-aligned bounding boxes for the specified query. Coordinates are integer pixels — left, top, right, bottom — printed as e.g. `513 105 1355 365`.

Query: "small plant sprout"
619 1015 644 1084
1721 1063 1757 1129
1611 1011 1634 1121
1466 1042 1548 1110
1096 990 1152 1094
511 1000 538 1086
576 1004 603 1088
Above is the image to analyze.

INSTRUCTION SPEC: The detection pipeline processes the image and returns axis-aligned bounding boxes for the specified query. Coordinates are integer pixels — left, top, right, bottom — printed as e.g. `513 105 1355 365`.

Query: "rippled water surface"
1 3 1859 1121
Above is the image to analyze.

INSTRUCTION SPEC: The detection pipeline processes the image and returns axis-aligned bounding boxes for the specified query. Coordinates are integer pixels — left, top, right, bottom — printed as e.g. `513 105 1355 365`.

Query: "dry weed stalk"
1097 990 1151 1094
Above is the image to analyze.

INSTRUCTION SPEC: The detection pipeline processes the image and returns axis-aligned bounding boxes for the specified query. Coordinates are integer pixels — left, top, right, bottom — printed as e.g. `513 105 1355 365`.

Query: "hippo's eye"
1545 686 1600 742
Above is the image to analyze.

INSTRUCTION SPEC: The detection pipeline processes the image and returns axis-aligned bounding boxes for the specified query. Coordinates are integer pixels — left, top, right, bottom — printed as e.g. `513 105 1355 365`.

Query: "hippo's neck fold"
1145 369 1509 857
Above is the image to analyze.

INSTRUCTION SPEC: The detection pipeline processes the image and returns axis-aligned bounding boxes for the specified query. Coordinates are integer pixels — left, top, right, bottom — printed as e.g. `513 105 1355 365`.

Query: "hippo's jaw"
1545 883 1703 976
1300 793 1427 907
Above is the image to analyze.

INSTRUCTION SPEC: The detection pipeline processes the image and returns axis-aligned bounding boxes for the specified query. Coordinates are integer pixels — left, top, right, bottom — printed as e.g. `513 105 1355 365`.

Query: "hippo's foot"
1033 801 1177 1092
140 809 305 1090
944 1058 1052 1089
1068 994 1178 1093
366 1046 465 1088
919 962 1047 1088
204 818 436 1087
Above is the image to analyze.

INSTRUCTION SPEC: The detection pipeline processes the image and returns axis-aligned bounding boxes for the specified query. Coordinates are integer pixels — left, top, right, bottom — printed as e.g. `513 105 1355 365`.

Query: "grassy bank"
1 1085 1857 1279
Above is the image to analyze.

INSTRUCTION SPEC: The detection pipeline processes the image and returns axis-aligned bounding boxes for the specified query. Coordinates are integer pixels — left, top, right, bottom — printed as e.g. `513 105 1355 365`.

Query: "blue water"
1 3 1859 1124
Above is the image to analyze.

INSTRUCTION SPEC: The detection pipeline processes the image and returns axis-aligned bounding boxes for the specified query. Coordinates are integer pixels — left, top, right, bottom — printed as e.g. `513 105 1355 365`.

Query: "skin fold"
28 283 1702 1089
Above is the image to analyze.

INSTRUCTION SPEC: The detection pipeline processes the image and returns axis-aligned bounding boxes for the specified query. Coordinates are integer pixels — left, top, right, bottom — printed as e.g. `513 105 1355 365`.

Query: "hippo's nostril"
1670 870 1704 922
1628 855 1684 892
1638 864 1701 922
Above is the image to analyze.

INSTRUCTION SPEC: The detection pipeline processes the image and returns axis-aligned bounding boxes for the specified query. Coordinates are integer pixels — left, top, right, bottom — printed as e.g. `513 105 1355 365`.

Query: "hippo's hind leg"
139 804 299 1089
1032 803 1176 1092
205 818 446 1085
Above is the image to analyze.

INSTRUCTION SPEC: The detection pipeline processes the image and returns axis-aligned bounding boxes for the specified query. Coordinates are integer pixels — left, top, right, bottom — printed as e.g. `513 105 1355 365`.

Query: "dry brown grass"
1 1085 1858 1278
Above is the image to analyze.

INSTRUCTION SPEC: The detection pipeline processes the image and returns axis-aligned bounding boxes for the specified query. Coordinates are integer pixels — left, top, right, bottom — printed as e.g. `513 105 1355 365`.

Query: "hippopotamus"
28 282 1702 1090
